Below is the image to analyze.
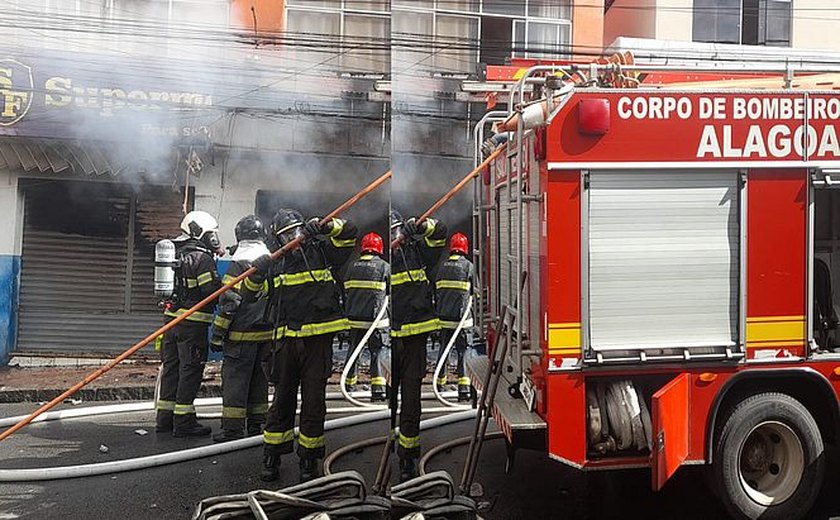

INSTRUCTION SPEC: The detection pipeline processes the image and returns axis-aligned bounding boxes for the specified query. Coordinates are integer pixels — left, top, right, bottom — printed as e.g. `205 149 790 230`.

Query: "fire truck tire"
712 392 824 520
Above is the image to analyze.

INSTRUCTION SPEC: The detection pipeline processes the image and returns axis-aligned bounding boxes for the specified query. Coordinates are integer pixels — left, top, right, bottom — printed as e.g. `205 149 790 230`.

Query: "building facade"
605 0 838 52
0 0 388 363
391 0 602 238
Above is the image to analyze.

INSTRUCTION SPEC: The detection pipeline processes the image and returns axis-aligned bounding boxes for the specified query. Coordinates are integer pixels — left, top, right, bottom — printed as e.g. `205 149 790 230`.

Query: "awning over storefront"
0 138 187 176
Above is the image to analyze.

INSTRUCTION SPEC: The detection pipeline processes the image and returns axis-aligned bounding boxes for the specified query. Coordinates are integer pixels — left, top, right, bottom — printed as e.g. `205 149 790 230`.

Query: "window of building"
513 19 571 60
436 14 480 73
393 0 572 72
10 0 231 55
742 0 791 46
286 0 390 74
693 0 791 46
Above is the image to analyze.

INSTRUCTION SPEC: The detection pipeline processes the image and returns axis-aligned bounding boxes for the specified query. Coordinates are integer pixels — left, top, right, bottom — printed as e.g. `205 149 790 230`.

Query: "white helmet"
181 210 221 251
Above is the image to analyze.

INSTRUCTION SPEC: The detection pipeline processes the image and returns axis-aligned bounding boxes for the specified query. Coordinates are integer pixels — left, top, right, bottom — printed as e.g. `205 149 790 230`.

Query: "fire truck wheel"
713 392 824 520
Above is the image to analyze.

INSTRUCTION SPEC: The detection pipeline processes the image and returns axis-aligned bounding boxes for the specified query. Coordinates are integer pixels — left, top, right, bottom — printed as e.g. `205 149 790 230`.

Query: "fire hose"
0 170 392 443
0 409 392 482
195 411 480 520
375 148 505 495
192 470 390 520
431 297 474 409
323 410 478 476
389 145 506 250
0 394 383 430
339 297 390 409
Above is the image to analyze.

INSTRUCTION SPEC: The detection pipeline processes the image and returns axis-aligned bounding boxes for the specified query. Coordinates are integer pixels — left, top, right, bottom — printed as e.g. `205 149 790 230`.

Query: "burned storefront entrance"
16 179 188 355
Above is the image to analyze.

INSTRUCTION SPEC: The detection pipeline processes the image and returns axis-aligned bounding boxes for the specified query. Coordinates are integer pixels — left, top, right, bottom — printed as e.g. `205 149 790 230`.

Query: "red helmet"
449 232 469 255
361 232 383 255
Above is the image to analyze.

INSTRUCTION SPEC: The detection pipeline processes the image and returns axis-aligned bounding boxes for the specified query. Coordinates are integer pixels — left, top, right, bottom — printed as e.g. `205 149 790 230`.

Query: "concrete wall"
196 150 390 249
607 0 840 52
231 0 285 33
573 0 606 57
605 0 693 44
604 0 658 45
653 0 693 42
0 170 22 365
792 0 839 51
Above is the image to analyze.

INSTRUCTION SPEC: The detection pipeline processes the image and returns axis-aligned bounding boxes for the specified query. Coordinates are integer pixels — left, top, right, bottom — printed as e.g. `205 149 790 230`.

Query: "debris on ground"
99 444 109 454
134 429 149 436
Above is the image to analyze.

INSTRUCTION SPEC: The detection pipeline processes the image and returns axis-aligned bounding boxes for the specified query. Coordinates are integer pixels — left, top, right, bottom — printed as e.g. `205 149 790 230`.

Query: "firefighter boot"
436 376 448 394
172 414 212 437
344 375 357 394
399 457 418 483
214 416 246 442
246 419 265 437
155 410 174 433
299 458 321 483
212 429 244 443
371 385 387 402
260 454 281 482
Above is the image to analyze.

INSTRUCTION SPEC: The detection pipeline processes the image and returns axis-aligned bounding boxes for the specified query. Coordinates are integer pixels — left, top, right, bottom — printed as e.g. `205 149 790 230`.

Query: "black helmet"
390 209 404 230
271 208 305 245
234 215 266 242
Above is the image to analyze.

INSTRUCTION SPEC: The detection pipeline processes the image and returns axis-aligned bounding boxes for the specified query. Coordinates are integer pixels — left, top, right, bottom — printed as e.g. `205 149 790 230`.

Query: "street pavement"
0 401 389 519
3 400 840 519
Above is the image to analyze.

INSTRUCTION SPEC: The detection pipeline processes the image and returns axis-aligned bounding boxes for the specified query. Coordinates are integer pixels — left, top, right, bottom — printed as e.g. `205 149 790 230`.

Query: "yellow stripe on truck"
746 316 805 348
548 322 581 354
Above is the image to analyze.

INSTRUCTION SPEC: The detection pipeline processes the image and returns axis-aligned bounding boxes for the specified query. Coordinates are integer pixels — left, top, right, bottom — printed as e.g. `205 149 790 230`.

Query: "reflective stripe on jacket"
391 218 447 337
344 254 390 329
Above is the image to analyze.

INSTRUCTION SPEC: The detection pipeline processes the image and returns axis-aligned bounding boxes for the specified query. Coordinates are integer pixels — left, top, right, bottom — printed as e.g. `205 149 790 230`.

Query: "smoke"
3 1 390 251
391 81 478 245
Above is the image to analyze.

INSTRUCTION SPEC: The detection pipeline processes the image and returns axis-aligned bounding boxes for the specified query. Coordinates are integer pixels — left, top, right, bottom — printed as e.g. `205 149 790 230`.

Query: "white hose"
432 297 474 409
339 297 390 410
196 405 466 419
0 393 382 429
0 409 392 482
0 402 156 428
389 409 478 448
0 393 465 429
419 409 476 431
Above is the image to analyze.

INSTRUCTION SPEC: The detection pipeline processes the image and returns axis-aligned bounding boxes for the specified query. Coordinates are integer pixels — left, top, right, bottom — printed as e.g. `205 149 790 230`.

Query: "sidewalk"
0 359 222 403
0 353 364 403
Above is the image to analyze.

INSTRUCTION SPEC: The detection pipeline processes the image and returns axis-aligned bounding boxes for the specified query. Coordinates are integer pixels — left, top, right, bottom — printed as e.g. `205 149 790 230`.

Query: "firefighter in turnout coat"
210 215 273 442
390 209 447 482
156 210 223 437
343 232 390 401
434 232 477 402
248 209 357 483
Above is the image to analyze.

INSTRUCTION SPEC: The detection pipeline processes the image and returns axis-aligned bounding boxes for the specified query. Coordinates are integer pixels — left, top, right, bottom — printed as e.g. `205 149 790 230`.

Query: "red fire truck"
463 60 840 519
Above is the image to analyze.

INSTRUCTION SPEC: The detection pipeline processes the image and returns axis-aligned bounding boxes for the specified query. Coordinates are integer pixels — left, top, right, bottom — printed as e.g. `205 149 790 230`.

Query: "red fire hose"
390 144 506 250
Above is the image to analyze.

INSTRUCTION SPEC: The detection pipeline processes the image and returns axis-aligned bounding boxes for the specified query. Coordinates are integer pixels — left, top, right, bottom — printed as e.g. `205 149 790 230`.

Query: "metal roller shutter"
17 180 184 355
587 170 740 353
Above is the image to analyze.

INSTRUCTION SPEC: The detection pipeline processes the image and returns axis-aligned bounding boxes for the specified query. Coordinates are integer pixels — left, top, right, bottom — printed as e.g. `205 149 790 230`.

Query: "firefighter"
390 209 447 482
156 210 223 437
343 232 390 401
209 215 273 442
434 232 477 402
248 208 357 483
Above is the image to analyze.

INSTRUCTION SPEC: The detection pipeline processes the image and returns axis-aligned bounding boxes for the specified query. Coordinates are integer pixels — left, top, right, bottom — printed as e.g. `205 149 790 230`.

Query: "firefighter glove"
404 217 423 238
218 291 242 314
251 254 273 277
209 327 225 352
304 217 328 239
